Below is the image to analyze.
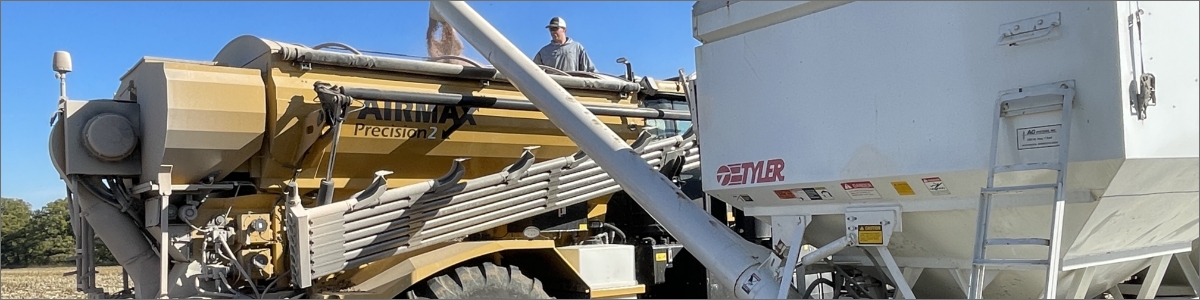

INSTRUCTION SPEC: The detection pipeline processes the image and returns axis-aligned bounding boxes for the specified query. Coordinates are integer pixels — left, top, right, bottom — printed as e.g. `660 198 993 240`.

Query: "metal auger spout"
429 1 785 298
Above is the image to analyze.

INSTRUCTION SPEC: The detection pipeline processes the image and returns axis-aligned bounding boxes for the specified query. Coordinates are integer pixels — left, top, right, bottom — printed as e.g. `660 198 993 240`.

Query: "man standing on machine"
533 17 596 73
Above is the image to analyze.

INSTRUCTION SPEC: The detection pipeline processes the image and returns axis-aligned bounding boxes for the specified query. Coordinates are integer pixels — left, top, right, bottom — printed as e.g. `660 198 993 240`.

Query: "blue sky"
1 1 701 209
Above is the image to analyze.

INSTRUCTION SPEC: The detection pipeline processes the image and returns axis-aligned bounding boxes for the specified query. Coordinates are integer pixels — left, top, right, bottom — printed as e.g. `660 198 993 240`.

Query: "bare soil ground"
1 266 125 299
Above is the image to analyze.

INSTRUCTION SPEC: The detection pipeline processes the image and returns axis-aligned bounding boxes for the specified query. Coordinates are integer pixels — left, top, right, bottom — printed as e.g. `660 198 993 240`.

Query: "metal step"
992 162 1061 174
986 238 1051 246
974 259 1049 266
981 183 1058 195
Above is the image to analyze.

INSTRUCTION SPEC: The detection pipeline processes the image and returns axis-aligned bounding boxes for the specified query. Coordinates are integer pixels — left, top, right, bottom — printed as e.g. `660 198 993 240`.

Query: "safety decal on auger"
741 273 761 294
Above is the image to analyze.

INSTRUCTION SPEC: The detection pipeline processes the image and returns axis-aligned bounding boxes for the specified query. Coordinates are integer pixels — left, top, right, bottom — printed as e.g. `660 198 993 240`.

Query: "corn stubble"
1 266 125 299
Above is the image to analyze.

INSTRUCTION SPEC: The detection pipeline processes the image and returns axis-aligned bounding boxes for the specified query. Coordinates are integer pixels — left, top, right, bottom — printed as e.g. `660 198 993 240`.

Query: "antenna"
53 51 73 101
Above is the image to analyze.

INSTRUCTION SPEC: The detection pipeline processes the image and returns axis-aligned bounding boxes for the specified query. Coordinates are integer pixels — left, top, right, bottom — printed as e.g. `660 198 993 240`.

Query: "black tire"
402 262 554 299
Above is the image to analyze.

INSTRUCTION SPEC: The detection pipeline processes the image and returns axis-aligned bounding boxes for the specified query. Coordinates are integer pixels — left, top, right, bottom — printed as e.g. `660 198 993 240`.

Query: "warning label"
772 240 789 260
774 189 797 199
857 224 884 245
801 187 834 200
1017 124 1062 150
777 187 835 201
741 273 761 293
922 177 950 196
891 181 916 196
840 181 881 200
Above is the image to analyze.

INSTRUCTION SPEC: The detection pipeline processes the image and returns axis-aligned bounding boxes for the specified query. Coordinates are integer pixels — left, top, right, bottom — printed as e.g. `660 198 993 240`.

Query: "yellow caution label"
858 225 884 245
578 223 588 230
655 252 668 262
891 181 916 196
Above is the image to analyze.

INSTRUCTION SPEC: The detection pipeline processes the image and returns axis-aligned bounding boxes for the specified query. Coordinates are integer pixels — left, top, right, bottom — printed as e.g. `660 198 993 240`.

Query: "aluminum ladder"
968 81 1077 299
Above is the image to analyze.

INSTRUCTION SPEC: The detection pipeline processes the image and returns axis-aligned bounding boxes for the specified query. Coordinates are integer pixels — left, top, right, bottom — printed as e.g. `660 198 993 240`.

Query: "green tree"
2 197 122 268
2 197 34 267
11 198 76 266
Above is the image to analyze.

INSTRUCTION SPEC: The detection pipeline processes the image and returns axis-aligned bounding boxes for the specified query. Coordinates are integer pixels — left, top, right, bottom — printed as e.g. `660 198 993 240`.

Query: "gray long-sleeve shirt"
533 38 596 73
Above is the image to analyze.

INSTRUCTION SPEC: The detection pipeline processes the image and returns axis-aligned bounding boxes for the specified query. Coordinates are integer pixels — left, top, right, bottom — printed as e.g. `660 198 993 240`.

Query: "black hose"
822 259 871 298
602 223 628 243
803 277 836 299
860 247 898 291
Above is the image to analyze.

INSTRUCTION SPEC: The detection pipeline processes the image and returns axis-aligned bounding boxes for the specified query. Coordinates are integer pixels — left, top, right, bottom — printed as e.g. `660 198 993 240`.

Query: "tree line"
2 197 117 268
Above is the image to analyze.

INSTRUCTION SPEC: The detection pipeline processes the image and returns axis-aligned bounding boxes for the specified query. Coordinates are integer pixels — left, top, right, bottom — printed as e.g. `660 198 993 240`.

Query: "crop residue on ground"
1 266 126 299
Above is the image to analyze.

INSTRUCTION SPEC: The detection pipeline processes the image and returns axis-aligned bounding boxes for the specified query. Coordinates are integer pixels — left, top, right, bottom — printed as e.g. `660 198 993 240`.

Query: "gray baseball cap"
546 17 566 28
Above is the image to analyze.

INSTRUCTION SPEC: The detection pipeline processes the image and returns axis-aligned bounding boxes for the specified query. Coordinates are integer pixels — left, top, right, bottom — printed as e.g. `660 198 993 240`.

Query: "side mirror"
615 57 633 81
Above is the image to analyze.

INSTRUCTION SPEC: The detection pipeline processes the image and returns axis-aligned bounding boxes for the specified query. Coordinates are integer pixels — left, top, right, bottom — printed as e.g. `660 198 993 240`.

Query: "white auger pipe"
430 2 781 298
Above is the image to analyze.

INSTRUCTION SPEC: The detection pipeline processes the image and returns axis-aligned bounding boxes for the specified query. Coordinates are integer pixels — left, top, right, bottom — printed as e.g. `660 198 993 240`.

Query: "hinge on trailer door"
1128 8 1156 120
997 12 1061 46
1136 73 1156 120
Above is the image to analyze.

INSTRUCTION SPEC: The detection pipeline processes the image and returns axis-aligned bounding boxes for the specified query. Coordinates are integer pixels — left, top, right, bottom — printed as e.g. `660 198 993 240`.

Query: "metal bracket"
845 205 902 246
1134 73 1157 120
155 165 172 299
1127 8 1155 120
999 80 1076 118
768 215 809 299
998 12 1061 46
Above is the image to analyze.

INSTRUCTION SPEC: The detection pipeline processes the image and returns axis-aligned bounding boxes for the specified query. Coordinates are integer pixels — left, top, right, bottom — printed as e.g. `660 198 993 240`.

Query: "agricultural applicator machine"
48 1 1200 299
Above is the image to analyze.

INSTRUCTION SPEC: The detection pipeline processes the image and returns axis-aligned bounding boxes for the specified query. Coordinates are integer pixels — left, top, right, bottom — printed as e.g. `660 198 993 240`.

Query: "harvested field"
1 266 126 299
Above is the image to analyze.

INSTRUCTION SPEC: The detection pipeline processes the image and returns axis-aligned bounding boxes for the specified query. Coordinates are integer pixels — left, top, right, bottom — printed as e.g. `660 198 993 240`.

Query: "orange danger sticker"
774 189 798 199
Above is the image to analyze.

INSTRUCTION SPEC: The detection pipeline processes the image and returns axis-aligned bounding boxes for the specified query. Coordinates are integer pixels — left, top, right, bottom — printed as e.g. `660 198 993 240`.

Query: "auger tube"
430 1 782 298
50 117 162 299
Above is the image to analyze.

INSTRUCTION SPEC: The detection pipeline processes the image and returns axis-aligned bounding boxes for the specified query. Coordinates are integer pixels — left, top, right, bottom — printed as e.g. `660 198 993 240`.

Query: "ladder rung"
981 183 1058 195
974 259 1049 266
986 238 1051 246
993 162 1061 173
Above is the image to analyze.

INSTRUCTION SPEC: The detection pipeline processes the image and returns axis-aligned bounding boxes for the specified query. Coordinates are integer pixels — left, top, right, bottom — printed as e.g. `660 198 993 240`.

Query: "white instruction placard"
1016 124 1062 150
840 181 881 200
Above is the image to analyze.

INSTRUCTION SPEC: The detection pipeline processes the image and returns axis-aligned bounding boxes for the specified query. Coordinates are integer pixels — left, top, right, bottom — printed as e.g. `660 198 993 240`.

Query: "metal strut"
430 1 781 298
314 83 355 206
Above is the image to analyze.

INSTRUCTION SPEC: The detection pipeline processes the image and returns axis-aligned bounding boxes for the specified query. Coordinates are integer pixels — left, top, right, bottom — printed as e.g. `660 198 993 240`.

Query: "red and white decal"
840 181 881 200
922 177 951 196
715 158 786 187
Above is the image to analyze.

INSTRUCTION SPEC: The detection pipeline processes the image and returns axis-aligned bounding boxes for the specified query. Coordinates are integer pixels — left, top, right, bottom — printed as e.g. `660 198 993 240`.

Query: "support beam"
156 165 173 299
1138 254 1173 299
1175 253 1200 295
953 268 997 297
773 216 808 299
902 267 924 287
429 2 778 298
865 247 915 299
1068 266 1096 299
1108 285 1125 299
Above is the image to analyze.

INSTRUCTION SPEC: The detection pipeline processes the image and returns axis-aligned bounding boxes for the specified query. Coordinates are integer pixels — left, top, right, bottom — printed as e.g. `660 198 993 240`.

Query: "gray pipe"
338 86 692 120
71 181 162 299
276 45 642 93
430 2 780 298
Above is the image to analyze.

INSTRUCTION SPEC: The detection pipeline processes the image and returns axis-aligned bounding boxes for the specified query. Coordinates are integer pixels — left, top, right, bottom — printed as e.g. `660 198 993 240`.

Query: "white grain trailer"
690 1 1199 298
